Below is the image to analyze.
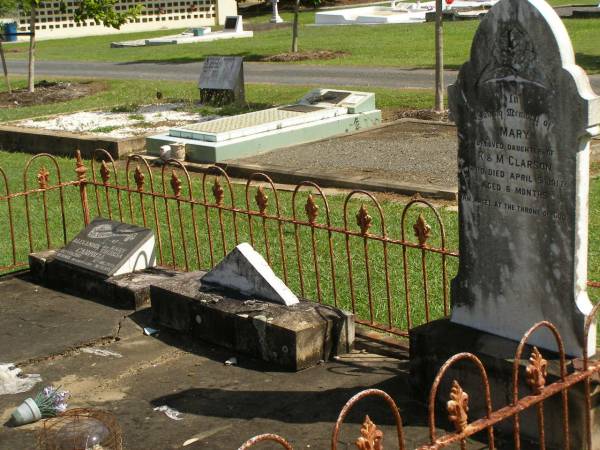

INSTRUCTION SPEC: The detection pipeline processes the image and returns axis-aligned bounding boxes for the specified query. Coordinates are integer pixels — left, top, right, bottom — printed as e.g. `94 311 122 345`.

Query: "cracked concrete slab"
0 273 130 364
0 272 488 449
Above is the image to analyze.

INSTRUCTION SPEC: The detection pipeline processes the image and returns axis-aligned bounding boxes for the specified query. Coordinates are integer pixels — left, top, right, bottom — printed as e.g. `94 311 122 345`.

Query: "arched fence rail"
0 150 599 338
1 151 600 449
239 320 600 450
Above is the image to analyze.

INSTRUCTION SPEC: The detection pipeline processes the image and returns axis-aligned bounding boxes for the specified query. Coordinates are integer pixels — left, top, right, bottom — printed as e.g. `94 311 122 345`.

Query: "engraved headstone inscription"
448 0 600 357
198 56 244 106
55 217 156 278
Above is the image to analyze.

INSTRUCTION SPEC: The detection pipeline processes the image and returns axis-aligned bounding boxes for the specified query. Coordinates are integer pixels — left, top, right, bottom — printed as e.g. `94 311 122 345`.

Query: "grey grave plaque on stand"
199 56 244 106
449 0 600 357
54 217 156 278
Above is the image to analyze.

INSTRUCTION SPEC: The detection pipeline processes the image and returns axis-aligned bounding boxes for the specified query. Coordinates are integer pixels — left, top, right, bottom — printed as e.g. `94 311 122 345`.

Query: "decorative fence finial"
170 170 182 198
447 380 469 433
37 167 50 189
356 204 372 235
75 150 86 182
525 347 547 394
255 186 268 214
356 415 383 450
305 194 319 224
100 160 110 184
413 213 432 246
134 165 145 192
213 178 225 206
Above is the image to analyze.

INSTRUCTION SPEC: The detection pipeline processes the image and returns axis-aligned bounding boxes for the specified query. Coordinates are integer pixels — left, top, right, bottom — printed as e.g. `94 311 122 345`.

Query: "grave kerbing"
448 0 600 357
201 242 299 306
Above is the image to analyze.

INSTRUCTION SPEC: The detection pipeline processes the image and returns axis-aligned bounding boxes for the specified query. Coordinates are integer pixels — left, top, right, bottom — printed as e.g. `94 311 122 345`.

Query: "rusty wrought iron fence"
0 150 599 338
239 309 600 450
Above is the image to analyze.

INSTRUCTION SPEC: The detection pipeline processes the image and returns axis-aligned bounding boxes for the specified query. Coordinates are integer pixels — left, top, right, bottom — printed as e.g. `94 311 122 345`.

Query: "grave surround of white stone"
449 0 599 357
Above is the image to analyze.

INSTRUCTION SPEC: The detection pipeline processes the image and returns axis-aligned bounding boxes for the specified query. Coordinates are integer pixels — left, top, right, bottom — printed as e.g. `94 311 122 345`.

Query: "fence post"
75 150 90 226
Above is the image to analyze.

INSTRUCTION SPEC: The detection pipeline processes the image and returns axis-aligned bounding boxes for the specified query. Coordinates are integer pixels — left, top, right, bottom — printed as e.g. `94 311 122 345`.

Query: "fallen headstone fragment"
202 242 299 306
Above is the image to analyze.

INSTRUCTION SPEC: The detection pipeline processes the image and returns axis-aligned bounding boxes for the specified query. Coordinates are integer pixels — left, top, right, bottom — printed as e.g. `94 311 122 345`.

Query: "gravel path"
229 120 459 191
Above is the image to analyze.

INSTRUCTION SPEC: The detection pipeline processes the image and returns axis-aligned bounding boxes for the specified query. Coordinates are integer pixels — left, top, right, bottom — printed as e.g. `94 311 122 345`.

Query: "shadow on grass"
575 52 600 74
117 53 270 66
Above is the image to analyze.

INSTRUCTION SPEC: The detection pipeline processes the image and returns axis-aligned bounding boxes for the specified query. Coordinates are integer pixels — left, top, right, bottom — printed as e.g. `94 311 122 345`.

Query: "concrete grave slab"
151 270 354 370
202 243 299 306
29 250 180 309
448 0 600 357
0 273 128 364
146 88 382 163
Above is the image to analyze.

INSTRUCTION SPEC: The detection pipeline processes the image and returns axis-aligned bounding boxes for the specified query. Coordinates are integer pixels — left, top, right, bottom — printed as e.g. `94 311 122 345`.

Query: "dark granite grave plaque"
448 0 600 357
224 16 239 30
54 217 156 278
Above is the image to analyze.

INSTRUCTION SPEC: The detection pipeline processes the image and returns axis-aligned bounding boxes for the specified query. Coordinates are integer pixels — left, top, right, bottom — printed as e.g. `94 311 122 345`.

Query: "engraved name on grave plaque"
448 0 600 356
55 218 156 278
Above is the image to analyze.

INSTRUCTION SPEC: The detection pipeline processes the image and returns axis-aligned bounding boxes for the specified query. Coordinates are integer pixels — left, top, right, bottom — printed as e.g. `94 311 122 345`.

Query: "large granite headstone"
449 0 600 357
54 217 156 278
198 56 244 106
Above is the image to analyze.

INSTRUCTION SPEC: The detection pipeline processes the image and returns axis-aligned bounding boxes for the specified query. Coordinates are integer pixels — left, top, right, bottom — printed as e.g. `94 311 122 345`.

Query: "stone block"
410 319 600 449
29 250 178 309
0 125 145 159
150 271 354 370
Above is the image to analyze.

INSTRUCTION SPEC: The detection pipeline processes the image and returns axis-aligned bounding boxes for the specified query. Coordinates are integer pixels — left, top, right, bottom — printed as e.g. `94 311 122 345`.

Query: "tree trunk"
291 0 300 53
434 0 443 112
0 41 11 94
27 5 36 93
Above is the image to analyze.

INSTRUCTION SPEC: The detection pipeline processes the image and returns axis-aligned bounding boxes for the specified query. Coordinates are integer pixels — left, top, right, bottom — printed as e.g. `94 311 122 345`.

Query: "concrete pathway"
6 59 462 89
9 59 600 90
0 272 437 449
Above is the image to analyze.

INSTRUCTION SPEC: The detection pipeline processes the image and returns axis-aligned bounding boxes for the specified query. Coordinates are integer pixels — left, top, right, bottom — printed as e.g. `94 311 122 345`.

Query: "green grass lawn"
0 78 436 123
0 149 460 333
4 9 600 72
1 149 599 338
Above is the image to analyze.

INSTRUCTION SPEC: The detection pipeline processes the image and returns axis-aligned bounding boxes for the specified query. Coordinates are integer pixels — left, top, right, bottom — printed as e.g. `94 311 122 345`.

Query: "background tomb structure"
11 0 237 40
146 88 382 162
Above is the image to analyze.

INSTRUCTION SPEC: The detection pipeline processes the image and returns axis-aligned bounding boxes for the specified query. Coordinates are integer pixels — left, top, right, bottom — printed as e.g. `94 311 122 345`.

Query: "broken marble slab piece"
201 242 299 306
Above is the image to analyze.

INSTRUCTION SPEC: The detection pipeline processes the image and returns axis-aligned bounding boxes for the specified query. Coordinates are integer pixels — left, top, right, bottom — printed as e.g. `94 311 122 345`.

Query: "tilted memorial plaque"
198 56 244 106
55 217 156 278
449 0 600 356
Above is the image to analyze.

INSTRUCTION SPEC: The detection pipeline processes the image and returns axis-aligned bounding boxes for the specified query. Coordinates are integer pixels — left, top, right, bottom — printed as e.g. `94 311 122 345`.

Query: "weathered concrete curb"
219 162 457 199
144 155 457 200
29 250 180 309
0 125 145 159
151 270 355 371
